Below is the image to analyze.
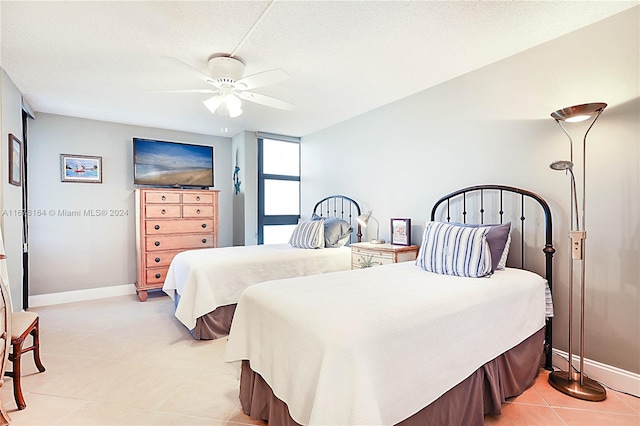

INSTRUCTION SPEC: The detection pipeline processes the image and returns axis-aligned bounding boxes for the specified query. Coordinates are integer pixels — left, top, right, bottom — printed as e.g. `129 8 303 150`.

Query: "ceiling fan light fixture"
226 93 242 111
203 96 223 114
228 106 243 118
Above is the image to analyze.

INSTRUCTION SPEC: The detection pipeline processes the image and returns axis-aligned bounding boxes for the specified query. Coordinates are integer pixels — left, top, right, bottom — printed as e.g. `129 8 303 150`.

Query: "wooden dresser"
134 188 219 301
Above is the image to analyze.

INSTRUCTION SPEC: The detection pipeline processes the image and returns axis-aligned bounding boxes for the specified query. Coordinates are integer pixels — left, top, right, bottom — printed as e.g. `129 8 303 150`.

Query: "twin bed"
223 185 555 426
162 195 362 339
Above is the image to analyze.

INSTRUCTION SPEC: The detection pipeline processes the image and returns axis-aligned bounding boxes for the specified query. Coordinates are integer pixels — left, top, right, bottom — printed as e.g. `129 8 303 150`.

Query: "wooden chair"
0 276 12 424
4 310 45 410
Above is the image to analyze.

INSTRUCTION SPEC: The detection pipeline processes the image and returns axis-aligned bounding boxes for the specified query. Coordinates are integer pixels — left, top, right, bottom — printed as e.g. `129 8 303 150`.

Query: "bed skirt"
190 304 237 340
238 327 545 426
173 294 237 340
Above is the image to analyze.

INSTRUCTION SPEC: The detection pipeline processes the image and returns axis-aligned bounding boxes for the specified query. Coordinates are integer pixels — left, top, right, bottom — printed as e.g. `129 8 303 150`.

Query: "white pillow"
289 219 325 249
416 221 492 278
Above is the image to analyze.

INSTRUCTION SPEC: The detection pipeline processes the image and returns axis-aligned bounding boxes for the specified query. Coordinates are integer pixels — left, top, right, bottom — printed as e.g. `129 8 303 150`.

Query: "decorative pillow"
451 222 511 272
497 233 511 270
311 214 353 248
289 219 325 249
416 221 492 278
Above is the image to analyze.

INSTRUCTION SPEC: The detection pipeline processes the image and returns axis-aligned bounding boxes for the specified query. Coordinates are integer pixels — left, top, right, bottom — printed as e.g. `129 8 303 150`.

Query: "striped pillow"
416 221 492 278
289 219 325 249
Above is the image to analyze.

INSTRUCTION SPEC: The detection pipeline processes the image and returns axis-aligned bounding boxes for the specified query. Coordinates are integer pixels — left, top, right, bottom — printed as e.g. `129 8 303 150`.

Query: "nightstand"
351 242 419 269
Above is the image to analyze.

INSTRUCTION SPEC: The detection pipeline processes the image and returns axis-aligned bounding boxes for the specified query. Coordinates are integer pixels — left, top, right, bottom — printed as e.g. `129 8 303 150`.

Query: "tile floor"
2 293 638 425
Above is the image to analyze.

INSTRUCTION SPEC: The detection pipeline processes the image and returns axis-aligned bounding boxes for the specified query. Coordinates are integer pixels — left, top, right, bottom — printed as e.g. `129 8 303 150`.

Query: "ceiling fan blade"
238 91 294 110
162 56 215 84
150 89 219 94
235 69 289 90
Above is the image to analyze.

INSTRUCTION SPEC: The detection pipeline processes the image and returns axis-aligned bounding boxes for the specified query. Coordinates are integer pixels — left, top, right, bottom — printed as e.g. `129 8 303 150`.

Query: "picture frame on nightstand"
390 218 411 246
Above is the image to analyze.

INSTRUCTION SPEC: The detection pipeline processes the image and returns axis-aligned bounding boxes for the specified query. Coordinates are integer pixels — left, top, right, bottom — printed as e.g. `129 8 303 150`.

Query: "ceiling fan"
164 54 294 118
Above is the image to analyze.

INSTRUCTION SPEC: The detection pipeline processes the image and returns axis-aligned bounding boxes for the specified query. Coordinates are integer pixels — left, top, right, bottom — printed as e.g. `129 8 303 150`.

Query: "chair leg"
8 341 25 410
31 321 45 373
4 320 46 410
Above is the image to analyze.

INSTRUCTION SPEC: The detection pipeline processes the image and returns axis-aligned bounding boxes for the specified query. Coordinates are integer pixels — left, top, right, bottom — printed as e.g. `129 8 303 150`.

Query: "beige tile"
30 358 137 400
156 370 240 421
537 378 638 415
554 407 640 425
614 390 640 414
484 402 565 425
226 406 267 425
506 386 550 406
38 328 86 356
99 333 173 363
92 364 187 410
54 401 152 425
141 411 225 425
1 393 85 425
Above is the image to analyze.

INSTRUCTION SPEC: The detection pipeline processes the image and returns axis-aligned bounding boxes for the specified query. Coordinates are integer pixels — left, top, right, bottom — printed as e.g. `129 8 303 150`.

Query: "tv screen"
133 138 214 188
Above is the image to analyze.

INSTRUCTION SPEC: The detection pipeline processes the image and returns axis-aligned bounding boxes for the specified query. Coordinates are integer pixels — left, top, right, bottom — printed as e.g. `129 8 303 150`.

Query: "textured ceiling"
0 1 636 138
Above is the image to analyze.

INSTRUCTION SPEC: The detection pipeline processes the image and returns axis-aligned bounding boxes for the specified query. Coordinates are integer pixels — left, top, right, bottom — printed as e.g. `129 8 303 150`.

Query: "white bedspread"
163 244 351 329
224 262 547 426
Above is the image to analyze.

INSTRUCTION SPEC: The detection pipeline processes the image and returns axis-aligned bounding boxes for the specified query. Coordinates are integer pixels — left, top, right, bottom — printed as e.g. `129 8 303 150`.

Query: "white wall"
27 113 232 296
232 131 259 246
301 9 639 374
0 69 25 310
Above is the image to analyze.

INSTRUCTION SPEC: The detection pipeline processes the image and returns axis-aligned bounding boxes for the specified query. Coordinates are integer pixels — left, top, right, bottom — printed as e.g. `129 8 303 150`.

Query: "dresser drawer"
145 191 180 204
145 250 182 268
146 268 169 284
146 234 214 251
146 204 181 218
183 205 214 217
145 219 214 235
183 192 213 204
352 247 394 259
352 252 394 269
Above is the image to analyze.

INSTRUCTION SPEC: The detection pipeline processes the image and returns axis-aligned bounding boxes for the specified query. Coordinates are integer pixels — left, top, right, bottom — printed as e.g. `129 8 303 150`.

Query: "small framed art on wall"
8 134 22 186
60 154 103 183
390 218 411 246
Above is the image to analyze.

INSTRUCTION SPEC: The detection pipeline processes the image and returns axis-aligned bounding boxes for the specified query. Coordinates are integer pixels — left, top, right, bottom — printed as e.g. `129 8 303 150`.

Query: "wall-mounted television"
133 138 214 188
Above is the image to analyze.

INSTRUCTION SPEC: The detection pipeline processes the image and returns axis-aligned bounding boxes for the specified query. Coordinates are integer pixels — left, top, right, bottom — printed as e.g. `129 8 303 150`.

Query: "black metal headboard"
313 195 362 243
430 184 554 370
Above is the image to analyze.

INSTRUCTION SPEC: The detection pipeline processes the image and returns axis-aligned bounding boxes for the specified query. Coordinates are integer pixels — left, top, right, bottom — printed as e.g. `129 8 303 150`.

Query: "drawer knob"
161 209 166 214
196 196 200 201
161 195 166 201
154 257 161 263
202 238 207 244
155 273 161 279
196 209 201 214
154 225 160 230
201 223 207 228
154 241 160 247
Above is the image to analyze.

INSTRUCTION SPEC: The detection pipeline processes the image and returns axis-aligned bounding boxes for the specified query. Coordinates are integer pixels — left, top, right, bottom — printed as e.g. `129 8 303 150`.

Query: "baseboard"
552 349 640 397
29 284 137 307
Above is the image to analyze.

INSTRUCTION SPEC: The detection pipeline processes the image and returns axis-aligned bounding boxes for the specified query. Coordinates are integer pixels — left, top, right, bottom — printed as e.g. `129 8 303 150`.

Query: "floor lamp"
548 102 607 401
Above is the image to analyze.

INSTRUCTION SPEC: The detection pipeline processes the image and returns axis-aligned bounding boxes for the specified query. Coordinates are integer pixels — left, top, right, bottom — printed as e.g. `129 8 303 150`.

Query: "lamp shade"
549 160 574 171
357 211 372 227
550 103 607 123
356 211 385 244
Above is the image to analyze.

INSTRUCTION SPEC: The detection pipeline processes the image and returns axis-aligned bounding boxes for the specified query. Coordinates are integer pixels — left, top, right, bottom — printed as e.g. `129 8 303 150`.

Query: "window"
258 137 300 244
